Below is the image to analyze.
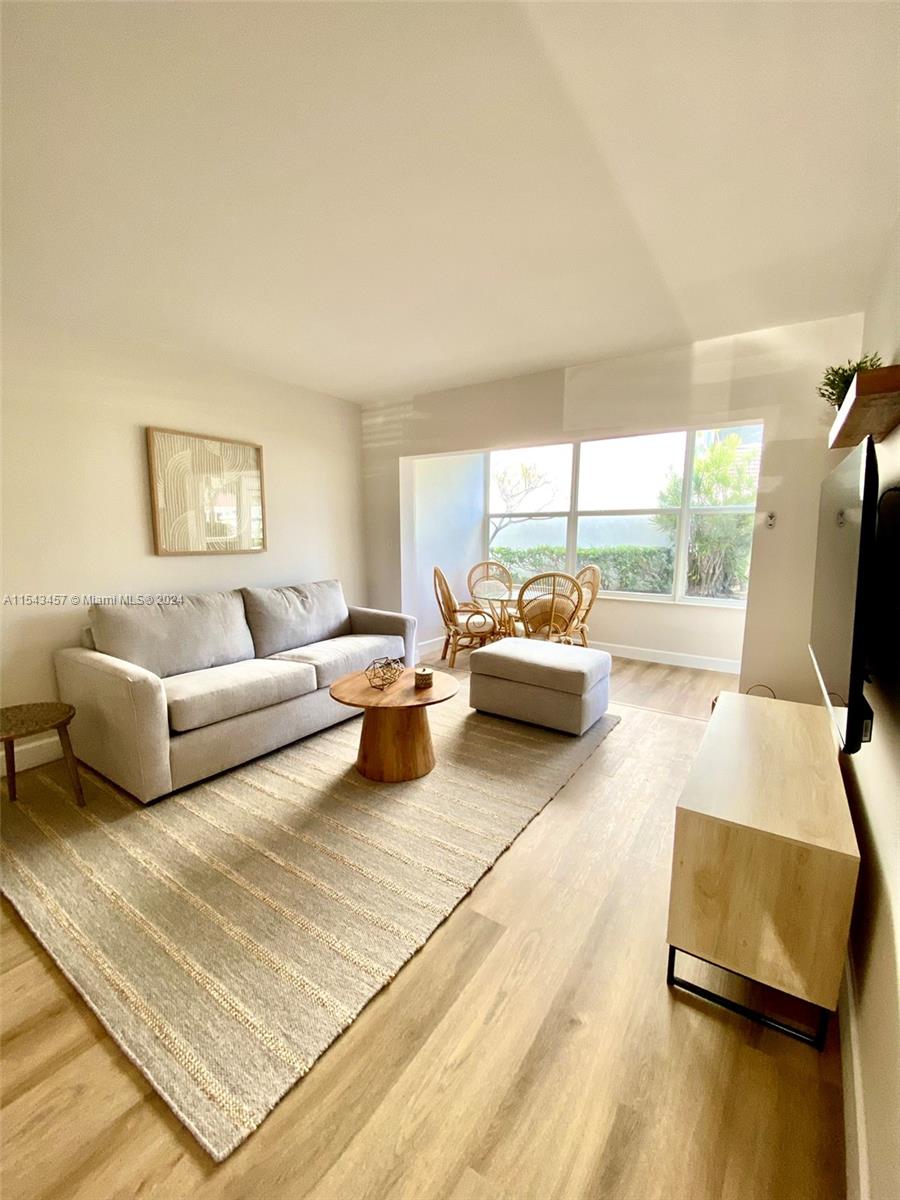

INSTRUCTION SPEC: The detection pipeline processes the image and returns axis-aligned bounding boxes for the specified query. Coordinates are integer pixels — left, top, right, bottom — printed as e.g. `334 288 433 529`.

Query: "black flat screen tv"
808 437 879 754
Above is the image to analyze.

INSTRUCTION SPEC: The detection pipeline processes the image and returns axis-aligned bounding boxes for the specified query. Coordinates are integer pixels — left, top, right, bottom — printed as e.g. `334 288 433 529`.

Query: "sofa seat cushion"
270 633 405 689
90 590 255 678
469 639 611 696
164 659 317 733
241 581 352 657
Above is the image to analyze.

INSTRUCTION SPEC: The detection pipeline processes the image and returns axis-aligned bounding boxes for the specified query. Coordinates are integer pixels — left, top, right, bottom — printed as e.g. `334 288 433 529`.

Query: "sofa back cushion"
89 590 255 678
241 580 351 657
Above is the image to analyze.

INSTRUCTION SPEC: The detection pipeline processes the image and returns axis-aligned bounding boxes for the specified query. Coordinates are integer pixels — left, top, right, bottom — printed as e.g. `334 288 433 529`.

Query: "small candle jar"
414 665 434 690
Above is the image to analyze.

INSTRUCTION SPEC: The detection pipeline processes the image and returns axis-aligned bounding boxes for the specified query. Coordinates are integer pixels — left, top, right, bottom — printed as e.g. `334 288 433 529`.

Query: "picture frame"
145 426 267 556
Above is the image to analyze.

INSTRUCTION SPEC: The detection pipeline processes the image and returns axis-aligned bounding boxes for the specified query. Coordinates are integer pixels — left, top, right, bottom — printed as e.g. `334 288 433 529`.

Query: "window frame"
484 421 763 608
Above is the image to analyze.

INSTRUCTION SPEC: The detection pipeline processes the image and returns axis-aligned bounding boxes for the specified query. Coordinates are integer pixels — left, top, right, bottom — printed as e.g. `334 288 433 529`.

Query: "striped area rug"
1 688 619 1160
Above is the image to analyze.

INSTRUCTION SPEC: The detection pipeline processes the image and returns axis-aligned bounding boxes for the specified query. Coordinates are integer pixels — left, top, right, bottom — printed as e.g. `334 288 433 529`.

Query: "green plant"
491 544 675 593
491 544 568 582
817 353 883 410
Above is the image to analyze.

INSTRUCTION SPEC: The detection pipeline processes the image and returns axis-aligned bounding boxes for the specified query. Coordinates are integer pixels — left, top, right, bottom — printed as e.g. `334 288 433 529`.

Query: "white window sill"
597 592 747 611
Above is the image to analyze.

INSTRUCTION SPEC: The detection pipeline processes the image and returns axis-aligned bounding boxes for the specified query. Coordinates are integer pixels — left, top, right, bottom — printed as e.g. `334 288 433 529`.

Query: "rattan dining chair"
516 572 584 643
467 560 514 603
434 566 499 667
571 564 602 647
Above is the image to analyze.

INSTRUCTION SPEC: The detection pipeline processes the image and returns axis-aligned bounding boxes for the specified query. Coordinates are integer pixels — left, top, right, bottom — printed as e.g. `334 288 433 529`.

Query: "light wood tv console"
666 691 860 1049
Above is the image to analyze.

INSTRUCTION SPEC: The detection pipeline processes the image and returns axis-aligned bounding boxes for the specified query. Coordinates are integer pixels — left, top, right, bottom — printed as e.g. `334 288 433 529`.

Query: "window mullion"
687 505 755 514
486 511 570 519
674 433 694 601
574 507 679 518
483 451 491 560
566 443 580 573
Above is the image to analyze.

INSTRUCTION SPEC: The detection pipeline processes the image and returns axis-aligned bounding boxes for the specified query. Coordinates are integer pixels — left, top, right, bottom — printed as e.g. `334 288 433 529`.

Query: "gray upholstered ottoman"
469 639 612 735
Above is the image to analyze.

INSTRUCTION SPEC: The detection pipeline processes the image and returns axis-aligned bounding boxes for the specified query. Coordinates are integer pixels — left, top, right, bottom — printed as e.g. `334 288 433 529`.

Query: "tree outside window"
488 445 572 581
655 429 760 600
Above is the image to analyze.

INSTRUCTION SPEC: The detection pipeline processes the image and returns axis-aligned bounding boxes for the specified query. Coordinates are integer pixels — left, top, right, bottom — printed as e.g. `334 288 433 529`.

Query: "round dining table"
471 580 521 636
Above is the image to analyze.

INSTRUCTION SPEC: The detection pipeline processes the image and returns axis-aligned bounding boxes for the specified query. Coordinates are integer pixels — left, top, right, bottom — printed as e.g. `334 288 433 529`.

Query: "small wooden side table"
330 667 459 782
0 702 85 807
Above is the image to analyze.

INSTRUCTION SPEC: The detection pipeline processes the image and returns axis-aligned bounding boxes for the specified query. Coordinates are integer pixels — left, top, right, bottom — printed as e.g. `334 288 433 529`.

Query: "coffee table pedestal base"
357 706 435 782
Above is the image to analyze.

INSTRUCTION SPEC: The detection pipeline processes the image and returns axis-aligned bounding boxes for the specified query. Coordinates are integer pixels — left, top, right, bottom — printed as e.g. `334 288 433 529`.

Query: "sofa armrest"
54 647 172 804
348 606 417 666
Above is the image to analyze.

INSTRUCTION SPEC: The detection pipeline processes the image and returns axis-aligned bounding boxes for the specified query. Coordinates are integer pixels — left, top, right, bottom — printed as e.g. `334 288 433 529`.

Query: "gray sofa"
54 580 416 804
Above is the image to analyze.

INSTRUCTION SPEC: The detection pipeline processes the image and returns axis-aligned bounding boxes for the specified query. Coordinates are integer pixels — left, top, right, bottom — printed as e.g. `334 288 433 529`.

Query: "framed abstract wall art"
145 427 267 555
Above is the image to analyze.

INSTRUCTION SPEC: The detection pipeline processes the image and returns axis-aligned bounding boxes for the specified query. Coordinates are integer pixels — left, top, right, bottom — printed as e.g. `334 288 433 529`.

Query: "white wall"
364 313 863 691
588 597 744 673
1 322 366 747
400 452 486 647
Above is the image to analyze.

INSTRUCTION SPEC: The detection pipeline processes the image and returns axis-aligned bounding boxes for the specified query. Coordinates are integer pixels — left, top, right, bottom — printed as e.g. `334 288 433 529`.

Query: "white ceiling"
3 2 898 401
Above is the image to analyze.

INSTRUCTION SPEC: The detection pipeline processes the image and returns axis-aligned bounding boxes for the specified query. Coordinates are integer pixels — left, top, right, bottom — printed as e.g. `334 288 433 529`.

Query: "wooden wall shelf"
829 363 900 449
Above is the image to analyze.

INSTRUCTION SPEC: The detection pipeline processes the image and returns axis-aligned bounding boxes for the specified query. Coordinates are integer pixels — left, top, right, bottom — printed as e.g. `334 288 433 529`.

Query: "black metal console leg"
666 945 830 1051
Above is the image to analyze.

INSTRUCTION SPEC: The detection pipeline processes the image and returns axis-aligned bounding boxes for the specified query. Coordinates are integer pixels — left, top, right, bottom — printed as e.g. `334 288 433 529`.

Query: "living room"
1 3 898 1199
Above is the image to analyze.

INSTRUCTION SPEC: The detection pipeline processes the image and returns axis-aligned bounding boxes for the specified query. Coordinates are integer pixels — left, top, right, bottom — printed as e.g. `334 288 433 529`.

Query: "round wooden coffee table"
330 667 459 782
1 702 85 807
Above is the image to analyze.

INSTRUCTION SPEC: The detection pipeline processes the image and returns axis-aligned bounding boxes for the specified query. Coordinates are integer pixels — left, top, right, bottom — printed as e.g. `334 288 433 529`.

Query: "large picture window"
487 424 762 604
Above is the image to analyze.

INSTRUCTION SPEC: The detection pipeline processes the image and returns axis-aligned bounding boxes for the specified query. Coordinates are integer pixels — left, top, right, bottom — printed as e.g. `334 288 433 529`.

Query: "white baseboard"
840 955 870 1200
416 635 447 655
588 640 741 675
1 733 61 776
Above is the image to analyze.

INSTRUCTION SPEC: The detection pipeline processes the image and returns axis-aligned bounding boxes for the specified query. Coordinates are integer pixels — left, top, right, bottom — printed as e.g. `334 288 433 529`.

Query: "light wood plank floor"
1 661 844 1200
608 656 739 720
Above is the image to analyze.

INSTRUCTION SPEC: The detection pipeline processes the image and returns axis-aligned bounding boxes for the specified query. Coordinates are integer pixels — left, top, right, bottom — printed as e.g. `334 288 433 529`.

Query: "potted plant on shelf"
817 353 882 410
